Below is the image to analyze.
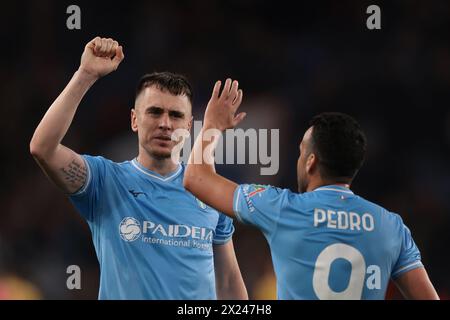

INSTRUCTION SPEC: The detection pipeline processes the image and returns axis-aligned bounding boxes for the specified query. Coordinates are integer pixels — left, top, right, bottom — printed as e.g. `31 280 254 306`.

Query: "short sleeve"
69 155 108 222
391 218 424 279
213 213 235 245
233 184 287 238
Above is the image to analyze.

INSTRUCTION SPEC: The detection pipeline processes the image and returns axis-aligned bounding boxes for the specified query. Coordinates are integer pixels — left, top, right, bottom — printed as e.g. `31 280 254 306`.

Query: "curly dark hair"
309 112 367 181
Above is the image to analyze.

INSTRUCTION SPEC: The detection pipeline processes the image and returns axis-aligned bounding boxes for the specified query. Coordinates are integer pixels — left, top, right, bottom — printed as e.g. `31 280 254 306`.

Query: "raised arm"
183 79 245 217
394 267 439 300
30 37 124 193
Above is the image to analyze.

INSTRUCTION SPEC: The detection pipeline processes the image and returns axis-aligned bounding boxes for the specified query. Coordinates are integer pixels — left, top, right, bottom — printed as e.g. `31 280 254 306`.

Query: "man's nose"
158 112 172 130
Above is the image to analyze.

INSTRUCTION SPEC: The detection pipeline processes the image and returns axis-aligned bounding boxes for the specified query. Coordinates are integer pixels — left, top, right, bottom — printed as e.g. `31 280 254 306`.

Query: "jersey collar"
131 158 183 182
313 185 354 194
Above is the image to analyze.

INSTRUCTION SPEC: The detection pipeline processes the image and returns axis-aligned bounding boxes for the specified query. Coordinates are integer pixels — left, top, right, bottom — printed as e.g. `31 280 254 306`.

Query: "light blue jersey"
70 155 234 300
233 184 423 300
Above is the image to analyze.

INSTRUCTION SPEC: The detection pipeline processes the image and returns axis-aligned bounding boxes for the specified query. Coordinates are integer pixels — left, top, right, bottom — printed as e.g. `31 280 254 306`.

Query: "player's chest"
107 177 219 228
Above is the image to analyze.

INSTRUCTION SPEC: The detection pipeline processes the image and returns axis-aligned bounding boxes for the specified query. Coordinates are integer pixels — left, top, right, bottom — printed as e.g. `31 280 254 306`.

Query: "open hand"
204 78 246 131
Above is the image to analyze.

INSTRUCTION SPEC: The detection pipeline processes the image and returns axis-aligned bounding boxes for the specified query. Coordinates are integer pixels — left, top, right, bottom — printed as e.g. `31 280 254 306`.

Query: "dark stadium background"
0 0 449 299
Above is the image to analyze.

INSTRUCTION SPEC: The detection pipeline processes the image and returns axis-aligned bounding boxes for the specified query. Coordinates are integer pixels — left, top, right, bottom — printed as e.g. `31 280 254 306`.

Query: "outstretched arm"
213 241 248 299
30 37 124 193
394 267 439 300
183 79 245 218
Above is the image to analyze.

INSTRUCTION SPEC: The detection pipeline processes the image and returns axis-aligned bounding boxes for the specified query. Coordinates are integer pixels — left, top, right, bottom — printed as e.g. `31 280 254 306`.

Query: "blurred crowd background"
0 0 449 299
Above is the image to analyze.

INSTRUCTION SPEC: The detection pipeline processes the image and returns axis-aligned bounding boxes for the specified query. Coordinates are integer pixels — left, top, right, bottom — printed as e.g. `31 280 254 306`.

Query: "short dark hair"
309 112 367 182
135 72 193 104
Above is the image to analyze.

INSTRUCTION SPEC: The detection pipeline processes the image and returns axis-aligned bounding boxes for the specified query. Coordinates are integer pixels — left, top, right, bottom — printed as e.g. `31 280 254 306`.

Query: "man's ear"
131 108 138 132
306 153 317 174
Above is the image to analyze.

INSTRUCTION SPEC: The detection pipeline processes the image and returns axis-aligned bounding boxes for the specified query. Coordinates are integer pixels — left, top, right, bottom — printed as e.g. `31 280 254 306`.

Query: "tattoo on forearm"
60 159 87 185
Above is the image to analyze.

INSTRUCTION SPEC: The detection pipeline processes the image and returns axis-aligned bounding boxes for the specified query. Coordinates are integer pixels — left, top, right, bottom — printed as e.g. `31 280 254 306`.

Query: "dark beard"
149 149 172 160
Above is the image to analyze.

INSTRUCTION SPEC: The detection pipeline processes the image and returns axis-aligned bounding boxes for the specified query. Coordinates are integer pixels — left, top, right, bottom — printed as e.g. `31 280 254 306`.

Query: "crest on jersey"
248 184 268 198
196 198 207 210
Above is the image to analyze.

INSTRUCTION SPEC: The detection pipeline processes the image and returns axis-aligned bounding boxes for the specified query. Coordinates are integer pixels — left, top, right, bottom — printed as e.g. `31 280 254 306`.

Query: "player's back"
234 183 423 299
270 185 422 299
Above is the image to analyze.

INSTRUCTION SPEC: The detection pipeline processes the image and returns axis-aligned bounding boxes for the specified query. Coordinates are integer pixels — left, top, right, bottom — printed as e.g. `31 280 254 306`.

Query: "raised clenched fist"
79 37 124 79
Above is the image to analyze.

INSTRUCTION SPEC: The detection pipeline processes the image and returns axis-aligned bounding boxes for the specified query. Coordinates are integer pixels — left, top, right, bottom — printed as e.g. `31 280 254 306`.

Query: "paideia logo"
119 217 141 242
118 217 214 243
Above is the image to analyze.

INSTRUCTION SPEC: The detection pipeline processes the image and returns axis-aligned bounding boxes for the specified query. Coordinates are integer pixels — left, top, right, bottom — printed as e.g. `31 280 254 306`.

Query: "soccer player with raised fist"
30 37 247 300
